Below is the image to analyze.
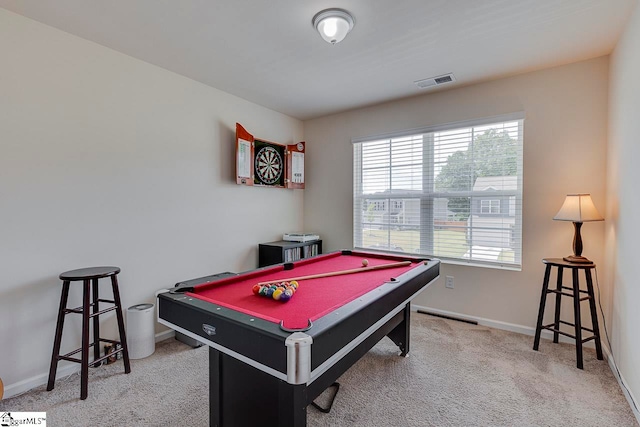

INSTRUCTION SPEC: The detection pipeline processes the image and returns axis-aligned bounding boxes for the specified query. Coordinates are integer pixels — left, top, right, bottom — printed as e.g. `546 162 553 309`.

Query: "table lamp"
553 194 603 264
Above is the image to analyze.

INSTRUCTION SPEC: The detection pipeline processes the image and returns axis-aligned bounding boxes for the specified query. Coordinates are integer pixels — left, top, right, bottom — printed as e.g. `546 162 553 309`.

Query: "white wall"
0 9 303 394
607 0 640 416
304 57 608 333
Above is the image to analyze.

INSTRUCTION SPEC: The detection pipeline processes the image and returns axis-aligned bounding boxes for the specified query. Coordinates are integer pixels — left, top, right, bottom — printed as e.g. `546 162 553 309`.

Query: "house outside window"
353 113 524 269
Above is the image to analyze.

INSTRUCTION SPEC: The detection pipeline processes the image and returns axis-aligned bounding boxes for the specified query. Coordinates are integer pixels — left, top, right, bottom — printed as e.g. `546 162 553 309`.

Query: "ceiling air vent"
414 73 456 89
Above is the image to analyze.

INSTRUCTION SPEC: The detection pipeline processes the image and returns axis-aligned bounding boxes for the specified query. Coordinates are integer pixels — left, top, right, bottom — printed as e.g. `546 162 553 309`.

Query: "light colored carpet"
1 314 636 426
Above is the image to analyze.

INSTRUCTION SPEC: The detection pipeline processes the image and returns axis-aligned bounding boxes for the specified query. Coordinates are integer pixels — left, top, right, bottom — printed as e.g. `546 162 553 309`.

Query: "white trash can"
126 303 155 359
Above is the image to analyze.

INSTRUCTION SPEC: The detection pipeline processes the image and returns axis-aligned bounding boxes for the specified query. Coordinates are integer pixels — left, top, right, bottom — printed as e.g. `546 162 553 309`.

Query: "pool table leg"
278 382 307 427
209 347 308 427
209 348 222 427
387 303 411 356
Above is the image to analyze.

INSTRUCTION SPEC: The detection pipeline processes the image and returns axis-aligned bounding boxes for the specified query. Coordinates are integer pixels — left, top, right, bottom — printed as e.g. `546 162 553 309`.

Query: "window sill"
439 257 522 271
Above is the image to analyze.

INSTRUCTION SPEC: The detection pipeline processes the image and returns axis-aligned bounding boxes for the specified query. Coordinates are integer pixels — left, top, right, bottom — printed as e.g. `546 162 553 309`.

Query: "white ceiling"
1 0 636 120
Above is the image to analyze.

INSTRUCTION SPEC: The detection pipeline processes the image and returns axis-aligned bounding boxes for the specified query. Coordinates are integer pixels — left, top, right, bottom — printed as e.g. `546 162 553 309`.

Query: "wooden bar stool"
47 266 131 399
533 258 603 369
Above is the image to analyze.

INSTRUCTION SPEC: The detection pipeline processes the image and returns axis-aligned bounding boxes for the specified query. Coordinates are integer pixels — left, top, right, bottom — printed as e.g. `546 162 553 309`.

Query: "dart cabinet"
235 123 305 189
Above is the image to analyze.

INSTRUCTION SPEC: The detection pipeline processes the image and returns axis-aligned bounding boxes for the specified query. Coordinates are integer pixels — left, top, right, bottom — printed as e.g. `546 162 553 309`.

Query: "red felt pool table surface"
187 251 423 330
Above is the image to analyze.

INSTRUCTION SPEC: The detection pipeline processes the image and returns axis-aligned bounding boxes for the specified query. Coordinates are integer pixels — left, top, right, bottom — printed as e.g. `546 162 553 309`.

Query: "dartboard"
255 146 283 185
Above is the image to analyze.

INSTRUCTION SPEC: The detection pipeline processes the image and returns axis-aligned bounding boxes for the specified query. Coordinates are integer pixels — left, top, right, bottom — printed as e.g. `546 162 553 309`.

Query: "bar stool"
47 266 131 399
533 258 603 369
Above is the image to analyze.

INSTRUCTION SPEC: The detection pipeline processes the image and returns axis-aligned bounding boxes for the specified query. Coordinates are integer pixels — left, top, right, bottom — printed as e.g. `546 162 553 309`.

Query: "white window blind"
353 114 524 269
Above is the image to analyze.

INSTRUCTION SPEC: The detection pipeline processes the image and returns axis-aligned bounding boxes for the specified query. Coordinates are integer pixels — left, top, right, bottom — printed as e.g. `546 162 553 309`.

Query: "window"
480 199 500 214
353 113 523 269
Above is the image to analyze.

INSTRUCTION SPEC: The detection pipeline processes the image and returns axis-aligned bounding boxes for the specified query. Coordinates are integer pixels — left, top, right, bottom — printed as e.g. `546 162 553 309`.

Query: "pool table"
157 250 439 427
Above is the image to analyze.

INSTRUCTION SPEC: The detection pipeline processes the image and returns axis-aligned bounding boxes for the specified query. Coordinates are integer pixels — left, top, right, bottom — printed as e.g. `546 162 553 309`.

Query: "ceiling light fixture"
312 8 355 45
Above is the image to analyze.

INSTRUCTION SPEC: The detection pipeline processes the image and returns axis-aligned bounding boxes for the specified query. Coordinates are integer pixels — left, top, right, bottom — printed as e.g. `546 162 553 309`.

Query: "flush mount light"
312 8 355 44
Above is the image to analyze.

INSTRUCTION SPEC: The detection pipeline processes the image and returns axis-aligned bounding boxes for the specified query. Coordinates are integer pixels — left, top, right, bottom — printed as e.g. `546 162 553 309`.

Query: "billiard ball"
280 292 291 302
362 259 369 267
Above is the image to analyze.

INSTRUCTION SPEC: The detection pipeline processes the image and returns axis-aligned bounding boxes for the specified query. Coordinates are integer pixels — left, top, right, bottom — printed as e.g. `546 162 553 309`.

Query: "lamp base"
563 255 594 264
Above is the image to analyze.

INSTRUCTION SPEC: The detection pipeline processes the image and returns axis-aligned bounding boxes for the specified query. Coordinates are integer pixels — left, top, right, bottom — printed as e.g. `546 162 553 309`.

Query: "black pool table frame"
157 250 440 427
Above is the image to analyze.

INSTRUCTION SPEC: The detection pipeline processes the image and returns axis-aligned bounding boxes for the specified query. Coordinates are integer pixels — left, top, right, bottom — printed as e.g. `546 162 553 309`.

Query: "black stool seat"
60 266 121 280
47 266 131 400
533 258 603 369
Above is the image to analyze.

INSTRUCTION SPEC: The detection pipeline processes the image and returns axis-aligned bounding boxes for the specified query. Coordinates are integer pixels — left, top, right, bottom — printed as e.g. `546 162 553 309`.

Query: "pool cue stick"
257 260 412 286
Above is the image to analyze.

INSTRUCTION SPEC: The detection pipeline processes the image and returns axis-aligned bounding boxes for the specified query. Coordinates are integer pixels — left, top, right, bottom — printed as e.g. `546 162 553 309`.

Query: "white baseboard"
3 331 176 400
155 328 175 343
3 362 81 400
602 346 640 424
412 304 590 346
413 304 639 423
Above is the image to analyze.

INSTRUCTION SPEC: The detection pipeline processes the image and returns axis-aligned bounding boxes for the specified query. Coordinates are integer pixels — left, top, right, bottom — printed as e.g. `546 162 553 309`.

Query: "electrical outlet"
445 276 454 289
